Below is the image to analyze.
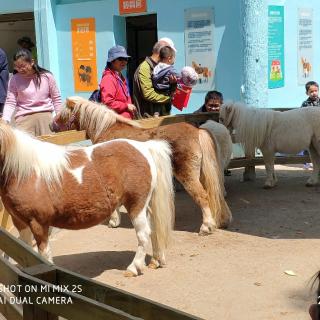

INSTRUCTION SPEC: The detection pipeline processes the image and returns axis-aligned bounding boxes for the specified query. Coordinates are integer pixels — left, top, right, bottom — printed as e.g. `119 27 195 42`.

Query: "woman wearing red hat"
100 45 136 119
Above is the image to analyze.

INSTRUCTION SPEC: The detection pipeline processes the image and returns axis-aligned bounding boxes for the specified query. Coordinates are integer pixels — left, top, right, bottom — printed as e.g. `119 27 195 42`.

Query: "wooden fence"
0 110 310 231
0 110 310 319
0 227 201 320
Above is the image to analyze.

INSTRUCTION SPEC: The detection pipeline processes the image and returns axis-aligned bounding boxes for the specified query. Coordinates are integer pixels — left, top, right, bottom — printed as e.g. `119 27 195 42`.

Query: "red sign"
119 0 147 15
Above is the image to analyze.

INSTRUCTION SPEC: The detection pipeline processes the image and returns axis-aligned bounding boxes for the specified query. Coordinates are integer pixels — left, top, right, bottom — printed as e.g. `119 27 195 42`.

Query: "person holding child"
151 46 198 115
133 38 177 117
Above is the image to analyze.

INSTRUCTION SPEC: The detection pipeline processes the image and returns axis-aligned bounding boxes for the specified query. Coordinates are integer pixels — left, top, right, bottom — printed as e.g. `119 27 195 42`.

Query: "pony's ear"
66 97 77 109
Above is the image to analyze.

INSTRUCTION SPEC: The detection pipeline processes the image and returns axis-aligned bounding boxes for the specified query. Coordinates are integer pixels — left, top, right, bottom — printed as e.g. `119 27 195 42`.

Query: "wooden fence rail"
0 109 308 319
0 227 202 320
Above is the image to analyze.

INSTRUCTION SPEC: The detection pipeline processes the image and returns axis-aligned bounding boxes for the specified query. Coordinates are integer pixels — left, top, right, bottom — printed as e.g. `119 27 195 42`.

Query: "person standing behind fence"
133 38 177 117
194 90 224 114
2 49 62 136
300 81 320 169
301 81 320 107
0 48 9 115
100 45 136 119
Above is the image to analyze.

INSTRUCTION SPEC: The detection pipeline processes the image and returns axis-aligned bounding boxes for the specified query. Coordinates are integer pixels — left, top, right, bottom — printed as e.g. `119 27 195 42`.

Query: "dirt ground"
50 164 320 320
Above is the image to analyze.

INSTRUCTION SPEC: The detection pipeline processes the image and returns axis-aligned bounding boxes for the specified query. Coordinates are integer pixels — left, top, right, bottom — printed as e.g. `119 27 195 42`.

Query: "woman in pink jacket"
100 45 136 119
2 49 62 136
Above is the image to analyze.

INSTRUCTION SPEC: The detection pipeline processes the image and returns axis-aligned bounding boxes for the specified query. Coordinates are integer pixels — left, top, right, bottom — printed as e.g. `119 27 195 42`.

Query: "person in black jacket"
0 48 9 115
301 81 320 107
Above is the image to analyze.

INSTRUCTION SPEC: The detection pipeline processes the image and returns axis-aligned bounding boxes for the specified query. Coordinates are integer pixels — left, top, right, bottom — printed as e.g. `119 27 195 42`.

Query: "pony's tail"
199 129 232 228
146 140 175 259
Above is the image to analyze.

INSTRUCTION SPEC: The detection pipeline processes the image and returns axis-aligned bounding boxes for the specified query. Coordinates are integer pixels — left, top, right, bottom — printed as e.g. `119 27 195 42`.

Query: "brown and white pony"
0 120 174 276
51 96 232 234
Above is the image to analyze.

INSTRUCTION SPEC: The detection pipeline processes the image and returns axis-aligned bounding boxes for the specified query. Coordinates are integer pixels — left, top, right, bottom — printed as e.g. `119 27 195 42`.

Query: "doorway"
125 14 157 92
0 12 36 72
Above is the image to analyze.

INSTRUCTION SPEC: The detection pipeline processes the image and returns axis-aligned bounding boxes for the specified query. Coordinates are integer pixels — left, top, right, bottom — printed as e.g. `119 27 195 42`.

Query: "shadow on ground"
107 167 320 239
53 250 153 277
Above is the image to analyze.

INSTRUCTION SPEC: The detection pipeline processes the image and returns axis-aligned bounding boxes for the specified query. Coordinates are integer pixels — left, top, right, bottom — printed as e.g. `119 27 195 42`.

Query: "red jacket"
100 68 133 119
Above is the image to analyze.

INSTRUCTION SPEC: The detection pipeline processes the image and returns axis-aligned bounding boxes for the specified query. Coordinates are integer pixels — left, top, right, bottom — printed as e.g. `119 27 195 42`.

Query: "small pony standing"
51 96 232 235
0 120 174 277
219 102 320 188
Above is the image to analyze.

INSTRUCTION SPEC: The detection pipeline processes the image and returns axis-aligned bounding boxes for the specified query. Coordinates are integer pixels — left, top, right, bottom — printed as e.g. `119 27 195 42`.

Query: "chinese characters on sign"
71 18 98 92
297 8 313 85
119 0 147 15
184 7 215 92
268 6 285 89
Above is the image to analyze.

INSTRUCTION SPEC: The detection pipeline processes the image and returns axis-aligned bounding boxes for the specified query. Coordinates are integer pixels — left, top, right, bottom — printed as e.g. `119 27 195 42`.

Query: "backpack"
89 89 101 102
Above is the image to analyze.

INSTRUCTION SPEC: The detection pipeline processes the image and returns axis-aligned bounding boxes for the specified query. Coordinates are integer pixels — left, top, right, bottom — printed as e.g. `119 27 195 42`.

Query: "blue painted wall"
3 0 319 111
267 0 320 108
54 0 242 113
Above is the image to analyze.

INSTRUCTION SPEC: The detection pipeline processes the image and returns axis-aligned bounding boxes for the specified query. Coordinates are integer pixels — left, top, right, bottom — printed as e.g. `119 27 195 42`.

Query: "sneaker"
303 163 313 170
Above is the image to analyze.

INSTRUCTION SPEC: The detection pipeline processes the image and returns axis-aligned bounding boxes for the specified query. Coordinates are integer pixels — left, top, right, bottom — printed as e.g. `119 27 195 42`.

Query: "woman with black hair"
2 49 62 136
100 45 136 119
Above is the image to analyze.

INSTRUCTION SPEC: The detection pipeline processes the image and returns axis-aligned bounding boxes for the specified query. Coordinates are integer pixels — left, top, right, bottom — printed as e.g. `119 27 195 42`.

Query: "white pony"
219 102 320 188
200 120 233 174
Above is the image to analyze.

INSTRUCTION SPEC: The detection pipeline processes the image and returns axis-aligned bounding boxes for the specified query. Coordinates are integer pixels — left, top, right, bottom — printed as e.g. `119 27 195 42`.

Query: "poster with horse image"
297 8 313 85
71 18 98 92
184 7 215 92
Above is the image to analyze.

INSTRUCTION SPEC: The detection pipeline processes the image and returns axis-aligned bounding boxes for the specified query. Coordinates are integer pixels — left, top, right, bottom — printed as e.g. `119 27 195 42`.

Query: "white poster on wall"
184 7 215 92
297 8 313 85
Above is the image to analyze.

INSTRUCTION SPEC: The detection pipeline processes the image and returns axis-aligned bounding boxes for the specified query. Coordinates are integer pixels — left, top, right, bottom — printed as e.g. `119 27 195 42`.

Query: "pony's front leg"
125 209 150 277
306 145 320 186
29 219 52 263
262 149 277 189
243 150 256 181
107 208 121 228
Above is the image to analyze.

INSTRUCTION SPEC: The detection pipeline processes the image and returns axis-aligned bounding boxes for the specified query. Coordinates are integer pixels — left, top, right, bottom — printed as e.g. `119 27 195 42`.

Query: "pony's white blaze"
4 129 69 185
68 166 85 184
83 145 95 161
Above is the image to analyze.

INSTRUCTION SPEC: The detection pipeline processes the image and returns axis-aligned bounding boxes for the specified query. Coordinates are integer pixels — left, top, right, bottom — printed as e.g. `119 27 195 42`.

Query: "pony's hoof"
218 219 231 229
148 262 159 269
263 184 276 189
148 256 165 269
124 270 137 277
108 219 120 228
306 182 317 187
199 224 215 236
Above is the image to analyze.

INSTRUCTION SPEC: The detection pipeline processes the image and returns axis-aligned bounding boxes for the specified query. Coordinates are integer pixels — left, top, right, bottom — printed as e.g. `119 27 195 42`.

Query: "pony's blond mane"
226 102 275 155
64 97 141 141
0 123 70 186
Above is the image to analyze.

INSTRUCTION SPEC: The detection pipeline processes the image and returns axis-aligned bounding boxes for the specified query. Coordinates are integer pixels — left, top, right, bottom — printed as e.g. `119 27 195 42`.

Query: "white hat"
159 37 177 52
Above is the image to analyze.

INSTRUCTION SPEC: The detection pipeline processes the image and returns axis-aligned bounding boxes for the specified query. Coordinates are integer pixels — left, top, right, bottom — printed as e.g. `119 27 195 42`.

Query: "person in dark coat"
0 48 9 114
